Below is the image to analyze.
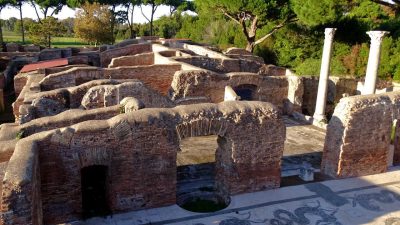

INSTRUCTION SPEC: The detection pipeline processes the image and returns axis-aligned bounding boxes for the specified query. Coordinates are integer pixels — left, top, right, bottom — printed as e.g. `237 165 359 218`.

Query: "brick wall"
171 70 289 111
100 43 152 67
104 64 182 95
0 139 42 225
108 52 154 68
0 101 285 224
301 76 358 116
81 81 174 109
39 64 181 96
321 94 393 178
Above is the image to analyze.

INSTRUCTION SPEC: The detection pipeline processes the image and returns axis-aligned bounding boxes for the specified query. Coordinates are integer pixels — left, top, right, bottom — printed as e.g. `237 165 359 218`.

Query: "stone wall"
108 52 154 68
81 81 174 109
301 76 358 116
38 48 72 61
0 139 42 225
171 70 289 111
100 43 152 67
321 93 393 178
285 76 304 114
14 78 119 123
173 56 263 73
182 44 228 59
0 101 285 224
39 64 181 95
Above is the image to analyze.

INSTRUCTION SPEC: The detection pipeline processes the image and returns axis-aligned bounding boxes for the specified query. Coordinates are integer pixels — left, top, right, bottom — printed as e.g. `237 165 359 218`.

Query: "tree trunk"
245 42 255 52
0 15 4 51
129 4 135 38
111 5 116 44
150 7 154 36
130 26 134 39
19 3 25 44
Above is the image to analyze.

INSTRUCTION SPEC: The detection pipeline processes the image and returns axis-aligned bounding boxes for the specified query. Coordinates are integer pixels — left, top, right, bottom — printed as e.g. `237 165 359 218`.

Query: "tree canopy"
194 0 296 52
74 2 113 45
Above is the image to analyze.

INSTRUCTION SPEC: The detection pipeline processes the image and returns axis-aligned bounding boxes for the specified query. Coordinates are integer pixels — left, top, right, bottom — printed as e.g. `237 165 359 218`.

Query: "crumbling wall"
321 94 393 178
171 70 289 111
100 43 152 67
301 76 358 116
39 67 103 91
81 81 174 109
39 65 181 95
108 52 154 68
173 56 263 73
0 101 285 224
0 139 42 225
285 76 304 114
16 80 127 123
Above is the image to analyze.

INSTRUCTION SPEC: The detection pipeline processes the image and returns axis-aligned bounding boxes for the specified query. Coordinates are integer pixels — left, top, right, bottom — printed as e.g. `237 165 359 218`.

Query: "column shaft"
313 28 336 122
363 31 389 95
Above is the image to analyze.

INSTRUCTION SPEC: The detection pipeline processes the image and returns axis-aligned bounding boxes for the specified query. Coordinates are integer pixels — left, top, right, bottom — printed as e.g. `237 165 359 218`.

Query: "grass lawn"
2 30 95 48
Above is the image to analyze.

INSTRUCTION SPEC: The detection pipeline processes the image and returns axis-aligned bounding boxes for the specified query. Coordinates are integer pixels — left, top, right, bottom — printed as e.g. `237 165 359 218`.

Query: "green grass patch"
2 31 125 48
2 31 94 47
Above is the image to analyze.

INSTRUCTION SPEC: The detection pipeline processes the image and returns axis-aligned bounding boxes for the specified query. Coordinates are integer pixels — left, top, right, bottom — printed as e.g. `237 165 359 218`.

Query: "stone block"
23 45 41 52
6 43 21 52
225 47 252 55
39 49 62 61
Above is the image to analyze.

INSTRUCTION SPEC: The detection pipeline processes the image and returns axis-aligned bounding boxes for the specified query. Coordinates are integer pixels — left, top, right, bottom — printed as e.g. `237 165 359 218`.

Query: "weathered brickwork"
302 76 358 116
39 64 181 95
0 101 285 224
0 139 42 225
81 81 174 109
171 70 289 111
3 38 395 225
108 52 154 68
321 94 393 178
100 43 152 67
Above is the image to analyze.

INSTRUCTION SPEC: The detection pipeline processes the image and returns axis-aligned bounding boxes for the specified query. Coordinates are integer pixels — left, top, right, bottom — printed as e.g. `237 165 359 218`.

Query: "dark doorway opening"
81 165 110 219
234 84 257 101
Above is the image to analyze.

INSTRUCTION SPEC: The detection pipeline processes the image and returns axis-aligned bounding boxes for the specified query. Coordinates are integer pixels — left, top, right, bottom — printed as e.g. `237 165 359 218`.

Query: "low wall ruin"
100 43 152 67
81 81 174 109
108 52 154 68
321 92 398 178
301 76 358 116
171 70 289 111
0 101 285 224
39 64 181 96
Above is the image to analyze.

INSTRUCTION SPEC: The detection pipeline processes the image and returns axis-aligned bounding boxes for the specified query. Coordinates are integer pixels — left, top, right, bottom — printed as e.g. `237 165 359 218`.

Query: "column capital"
367 31 389 44
324 28 337 40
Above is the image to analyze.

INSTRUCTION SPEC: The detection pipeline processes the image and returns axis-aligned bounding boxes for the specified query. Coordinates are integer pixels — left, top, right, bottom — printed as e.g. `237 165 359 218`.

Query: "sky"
0 4 173 24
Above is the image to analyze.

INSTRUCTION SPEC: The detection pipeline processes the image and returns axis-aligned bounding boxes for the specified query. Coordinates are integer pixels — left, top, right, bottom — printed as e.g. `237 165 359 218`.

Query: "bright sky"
0 4 173 24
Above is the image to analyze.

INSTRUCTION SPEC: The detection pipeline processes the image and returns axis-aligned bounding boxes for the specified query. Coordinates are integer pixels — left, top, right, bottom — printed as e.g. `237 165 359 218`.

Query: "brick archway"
175 119 227 140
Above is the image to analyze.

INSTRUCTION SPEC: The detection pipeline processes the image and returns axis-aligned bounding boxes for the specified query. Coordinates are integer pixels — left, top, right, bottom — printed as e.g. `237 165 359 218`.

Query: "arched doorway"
176 135 230 212
81 165 110 219
234 84 257 101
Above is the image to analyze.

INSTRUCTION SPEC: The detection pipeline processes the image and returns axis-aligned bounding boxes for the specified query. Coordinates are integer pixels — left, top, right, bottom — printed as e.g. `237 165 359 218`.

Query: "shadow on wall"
234 84 258 101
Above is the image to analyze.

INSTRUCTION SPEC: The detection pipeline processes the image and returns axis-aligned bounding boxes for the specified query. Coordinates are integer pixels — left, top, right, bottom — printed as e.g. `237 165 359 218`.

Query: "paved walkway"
69 167 400 225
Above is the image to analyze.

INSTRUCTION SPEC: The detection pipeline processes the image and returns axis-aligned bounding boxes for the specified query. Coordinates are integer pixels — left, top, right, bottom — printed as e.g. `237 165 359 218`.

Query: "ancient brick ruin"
0 37 398 224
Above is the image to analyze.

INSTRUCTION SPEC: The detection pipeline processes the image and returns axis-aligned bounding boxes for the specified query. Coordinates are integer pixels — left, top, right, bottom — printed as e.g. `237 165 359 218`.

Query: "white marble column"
313 28 336 122
362 31 389 95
